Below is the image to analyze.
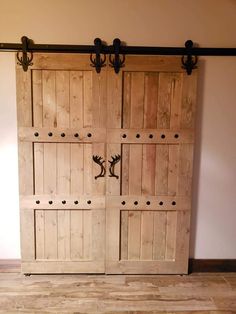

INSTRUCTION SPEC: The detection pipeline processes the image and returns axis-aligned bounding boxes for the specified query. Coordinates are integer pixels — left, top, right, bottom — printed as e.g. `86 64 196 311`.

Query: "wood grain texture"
0 273 236 312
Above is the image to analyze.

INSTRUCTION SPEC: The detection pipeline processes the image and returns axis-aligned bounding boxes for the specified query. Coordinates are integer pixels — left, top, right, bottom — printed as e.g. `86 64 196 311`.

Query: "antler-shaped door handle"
108 154 121 179
92 155 106 179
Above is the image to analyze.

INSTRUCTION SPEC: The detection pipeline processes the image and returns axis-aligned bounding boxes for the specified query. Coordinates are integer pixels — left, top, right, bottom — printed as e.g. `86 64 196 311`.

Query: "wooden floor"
0 272 236 313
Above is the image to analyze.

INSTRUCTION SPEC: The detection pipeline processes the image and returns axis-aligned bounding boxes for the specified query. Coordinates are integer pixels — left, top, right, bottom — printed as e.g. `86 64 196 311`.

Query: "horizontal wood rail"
19 127 194 144
1 259 236 273
20 195 105 210
106 196 190 211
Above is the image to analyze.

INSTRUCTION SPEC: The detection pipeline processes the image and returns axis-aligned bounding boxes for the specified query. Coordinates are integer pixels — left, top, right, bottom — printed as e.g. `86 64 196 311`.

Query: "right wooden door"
106 56 197 274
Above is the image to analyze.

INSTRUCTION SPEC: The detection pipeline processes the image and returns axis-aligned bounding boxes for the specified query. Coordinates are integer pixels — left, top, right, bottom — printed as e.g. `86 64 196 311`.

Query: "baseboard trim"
0 259 21 273
189 259 236 273
0 259 236 274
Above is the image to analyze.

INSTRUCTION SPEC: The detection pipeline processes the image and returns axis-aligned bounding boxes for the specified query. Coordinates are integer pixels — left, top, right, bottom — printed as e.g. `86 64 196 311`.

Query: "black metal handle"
92 155 106 179
108 154 121 179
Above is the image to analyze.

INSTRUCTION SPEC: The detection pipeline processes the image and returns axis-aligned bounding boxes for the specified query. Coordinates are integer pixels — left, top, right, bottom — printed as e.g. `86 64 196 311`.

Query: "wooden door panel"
120 210 178 261
17 58 107 274
34 208 104 261
32 69 107 129
106 61 197 274
17 54 196 274
121 143 180 196
34 142 105 194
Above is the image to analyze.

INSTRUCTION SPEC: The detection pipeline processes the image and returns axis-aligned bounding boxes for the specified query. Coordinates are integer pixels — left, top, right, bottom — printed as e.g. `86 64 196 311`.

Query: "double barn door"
17 54 197 274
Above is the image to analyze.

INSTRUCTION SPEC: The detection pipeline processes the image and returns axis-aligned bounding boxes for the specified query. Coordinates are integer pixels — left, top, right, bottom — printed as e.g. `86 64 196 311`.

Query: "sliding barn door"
106 56 197 274
17 54 106 273
17 54 197 274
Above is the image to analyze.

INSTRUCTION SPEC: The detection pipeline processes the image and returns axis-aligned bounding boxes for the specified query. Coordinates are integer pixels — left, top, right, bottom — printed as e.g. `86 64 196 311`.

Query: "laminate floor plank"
0 273 235 313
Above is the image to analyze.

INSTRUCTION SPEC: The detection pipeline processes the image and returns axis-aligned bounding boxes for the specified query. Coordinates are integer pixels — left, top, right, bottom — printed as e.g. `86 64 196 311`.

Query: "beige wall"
0 0 236 258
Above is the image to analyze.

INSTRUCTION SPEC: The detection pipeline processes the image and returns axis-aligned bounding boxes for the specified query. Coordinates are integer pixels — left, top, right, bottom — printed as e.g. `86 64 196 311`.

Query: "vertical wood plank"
92 71 107 128
42 71 56 127
106 209 121 266
106 70 122 198
35 210 45 259
121 145 130 195
119 71 130 262
34 143 44 259
43 144 57 195
32 71 44 260
56 71 70 127
144 72 158 128
130 72 145 128
153 212 167 260
128 211 141 260
141 144 156 195
18 143 34 196
20 209 35 261
83 71 92 128
175 210 191 273
120 145 129 260
69 71 83 128
157 73 171 129
43 143 57 259
70 144 84 195
180 71 198 129
168 145 179 196
44 210 58 259
16 69 32 127
169 73 183 130
178 144 194 197
120 210 128 260
83 144 93 195
34 140 44 194
140 211 154 260
165 211 177 260
56 72 71 260
141 73 158 261
106 69 123 269
93 209 105 263
129 145 142 195
57 144 71 260
122 72 131 128
107 70 122 128
16 69 33 201
155 145 169 195
70 211 83 260
57 210 71 260
83 211 92 260
32 70 43 127
57 144 71 195
126 73 144 262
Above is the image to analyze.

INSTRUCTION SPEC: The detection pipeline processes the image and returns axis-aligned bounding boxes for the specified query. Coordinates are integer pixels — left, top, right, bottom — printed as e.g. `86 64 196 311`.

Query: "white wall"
0 0 236 258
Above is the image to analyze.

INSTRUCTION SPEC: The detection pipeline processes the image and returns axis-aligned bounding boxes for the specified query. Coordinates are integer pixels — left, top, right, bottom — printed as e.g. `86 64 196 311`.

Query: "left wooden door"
17 54 107 274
